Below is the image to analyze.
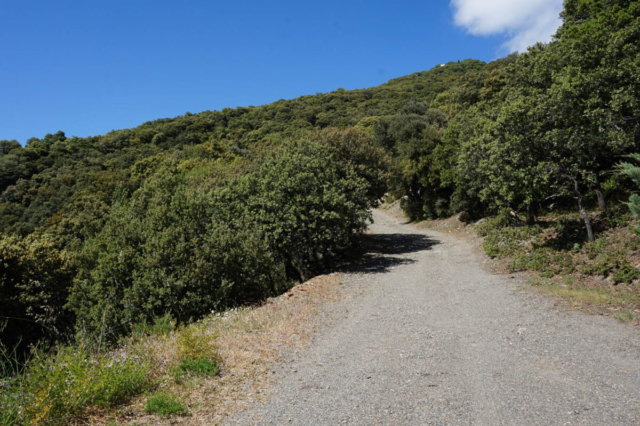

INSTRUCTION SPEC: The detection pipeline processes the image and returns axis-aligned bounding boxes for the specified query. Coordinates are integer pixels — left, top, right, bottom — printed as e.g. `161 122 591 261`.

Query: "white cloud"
451 0 564 53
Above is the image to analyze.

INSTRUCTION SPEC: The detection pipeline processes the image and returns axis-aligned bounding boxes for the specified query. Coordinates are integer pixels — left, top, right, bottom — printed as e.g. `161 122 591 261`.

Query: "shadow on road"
363 233 440 255
335 233 440 275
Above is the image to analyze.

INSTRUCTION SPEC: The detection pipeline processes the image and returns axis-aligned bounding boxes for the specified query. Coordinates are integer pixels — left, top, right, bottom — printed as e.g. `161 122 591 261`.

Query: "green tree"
0 234 76 350
0 140 21 156
309 127 389 205
69 163 286 343
213 140 372 281
618 153 640 221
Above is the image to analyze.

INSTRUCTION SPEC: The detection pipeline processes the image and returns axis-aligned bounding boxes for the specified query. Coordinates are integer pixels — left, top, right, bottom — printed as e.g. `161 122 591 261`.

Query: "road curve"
226 209 640 425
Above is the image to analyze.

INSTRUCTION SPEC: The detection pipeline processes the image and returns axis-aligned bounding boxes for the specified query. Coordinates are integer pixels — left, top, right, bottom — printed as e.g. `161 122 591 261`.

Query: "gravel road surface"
227 209 640 425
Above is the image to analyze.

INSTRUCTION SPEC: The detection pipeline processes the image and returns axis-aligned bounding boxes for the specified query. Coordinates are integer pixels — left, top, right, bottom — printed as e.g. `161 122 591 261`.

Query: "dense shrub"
69 165 287 343
69 141 372 343
213 140 372 281
612 264 640 284
0 235 76 351
309 127 389 205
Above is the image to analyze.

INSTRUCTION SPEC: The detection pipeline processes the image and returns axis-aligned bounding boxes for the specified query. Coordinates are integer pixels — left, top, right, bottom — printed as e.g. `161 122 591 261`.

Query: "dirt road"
227 209 640 425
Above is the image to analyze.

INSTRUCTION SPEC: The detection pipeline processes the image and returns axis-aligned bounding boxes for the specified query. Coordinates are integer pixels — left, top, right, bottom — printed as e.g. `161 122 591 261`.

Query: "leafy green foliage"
69 163 287 343
132 313 176 337
65 139 372 343
0 235 76 351
619 153 640 227
449 0 640 237
214 140 372 282
309 127 389 204
178 358 219 377
145 391 188 417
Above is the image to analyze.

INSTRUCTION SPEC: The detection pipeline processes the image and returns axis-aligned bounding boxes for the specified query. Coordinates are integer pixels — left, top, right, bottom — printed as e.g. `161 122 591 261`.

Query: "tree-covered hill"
0 58 492 240
0 57 508 349
1 0 639 354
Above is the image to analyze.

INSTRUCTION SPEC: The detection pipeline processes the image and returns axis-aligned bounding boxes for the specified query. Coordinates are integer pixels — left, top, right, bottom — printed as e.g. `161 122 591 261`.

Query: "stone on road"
227 209 640 425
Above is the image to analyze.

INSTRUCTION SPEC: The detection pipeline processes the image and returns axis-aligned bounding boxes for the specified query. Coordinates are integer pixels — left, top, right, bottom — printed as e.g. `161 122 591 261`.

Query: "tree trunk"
526 203 535 225
573 177 595 242
594 173 606 211
284 254 304 283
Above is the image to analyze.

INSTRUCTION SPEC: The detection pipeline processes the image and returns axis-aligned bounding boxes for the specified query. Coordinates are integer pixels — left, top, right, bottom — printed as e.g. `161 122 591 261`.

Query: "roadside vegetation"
0 315 218 425
1 0 639 423
1 274 342 424
1 342 151 425
379 0 640 320
474 206 640 322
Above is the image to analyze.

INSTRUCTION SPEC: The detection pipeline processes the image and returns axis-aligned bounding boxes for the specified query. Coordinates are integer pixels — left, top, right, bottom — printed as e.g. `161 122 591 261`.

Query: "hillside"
0 57 513 350
1 0 639 352
0 58 493 237
2 1 640 424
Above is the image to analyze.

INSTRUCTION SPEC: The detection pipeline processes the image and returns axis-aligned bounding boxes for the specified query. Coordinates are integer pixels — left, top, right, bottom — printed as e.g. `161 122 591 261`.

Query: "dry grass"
535 281 637 306
85 273 345 425
530 277 640 324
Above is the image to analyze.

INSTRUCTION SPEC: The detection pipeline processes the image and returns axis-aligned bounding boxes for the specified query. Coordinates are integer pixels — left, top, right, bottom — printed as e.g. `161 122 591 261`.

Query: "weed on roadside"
0 343 152 425
529 277 639 322
178 358 219 377
145 391 188 417
616 310 636 322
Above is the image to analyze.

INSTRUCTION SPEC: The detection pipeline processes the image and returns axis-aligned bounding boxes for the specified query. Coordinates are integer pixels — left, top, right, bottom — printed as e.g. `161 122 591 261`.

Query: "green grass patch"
531 279 639 307
170 325 221 384
178 357 219 376
145 391 188 417
616 310 636 322
0 343 152 425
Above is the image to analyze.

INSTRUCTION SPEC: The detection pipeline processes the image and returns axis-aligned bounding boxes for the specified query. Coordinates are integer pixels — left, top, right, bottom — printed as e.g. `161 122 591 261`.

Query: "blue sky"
0 0 562 144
